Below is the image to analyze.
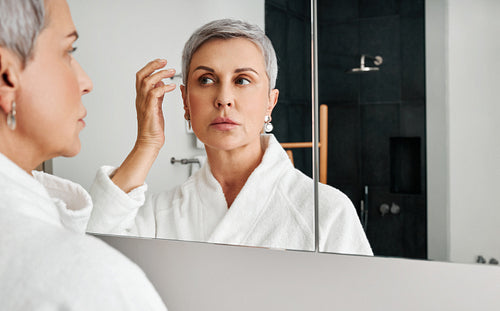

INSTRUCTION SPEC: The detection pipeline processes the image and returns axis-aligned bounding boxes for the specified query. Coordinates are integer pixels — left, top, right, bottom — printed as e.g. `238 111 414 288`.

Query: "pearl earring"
7 101 16 130
264 115 273 133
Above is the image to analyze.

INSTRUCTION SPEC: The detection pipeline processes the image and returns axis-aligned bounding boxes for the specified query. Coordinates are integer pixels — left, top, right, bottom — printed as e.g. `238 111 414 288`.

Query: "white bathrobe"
88 135 372 255
0 153 167 310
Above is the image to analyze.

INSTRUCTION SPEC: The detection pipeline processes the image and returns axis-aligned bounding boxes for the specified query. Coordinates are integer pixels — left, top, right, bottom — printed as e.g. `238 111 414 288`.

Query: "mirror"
56 0 498 265
317 0 500 265
55 0 316 251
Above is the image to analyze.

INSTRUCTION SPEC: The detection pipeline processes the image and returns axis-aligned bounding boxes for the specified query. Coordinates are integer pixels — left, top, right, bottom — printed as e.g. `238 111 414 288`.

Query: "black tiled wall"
266 0 312 177
317 0 427 258
266 0 427 259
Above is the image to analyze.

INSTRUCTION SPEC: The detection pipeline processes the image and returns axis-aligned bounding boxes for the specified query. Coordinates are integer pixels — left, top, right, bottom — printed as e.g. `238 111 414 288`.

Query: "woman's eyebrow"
193 66 259 75
66 30 79 41
234 67 259 75
193 65 214 73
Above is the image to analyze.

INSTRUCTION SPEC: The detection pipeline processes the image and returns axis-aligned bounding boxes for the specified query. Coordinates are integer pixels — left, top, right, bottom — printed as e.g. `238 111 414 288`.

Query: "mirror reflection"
316 0 427 259
58 0 498 264
59 0 371 254
316 0 500 265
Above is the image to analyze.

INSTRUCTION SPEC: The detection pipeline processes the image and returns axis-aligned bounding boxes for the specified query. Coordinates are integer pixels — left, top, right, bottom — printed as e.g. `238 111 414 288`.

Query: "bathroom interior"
52 0 499 309
267 0 427 259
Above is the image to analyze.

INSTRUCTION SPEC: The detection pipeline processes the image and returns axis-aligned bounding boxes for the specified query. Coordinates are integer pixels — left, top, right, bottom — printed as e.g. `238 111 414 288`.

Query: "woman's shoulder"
276 167 314 200
317 183 360 230
1 209 140 278
274 166 353 208
1 215 165 309
318 182 353 207
50 223 156 286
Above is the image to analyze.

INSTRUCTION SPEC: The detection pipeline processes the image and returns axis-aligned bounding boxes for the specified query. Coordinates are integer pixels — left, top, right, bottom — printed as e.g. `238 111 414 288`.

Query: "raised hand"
111 59 176 193
135 59 176 151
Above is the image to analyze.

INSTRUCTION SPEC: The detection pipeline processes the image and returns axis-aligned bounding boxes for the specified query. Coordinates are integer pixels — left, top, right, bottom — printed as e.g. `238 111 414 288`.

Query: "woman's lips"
78 111 87 127
210 117 239 131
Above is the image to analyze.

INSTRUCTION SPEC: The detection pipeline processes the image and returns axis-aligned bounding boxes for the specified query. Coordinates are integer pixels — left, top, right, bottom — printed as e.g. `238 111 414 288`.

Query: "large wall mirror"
56 0 499 265
59 0 316 251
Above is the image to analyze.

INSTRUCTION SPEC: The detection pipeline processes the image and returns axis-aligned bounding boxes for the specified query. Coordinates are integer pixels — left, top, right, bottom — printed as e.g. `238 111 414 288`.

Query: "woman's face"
16 0 92 158
181 38 278 152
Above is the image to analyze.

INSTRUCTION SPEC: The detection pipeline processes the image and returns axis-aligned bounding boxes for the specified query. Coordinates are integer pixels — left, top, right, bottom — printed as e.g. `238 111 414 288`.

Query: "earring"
185 112 191 130
264 115 273 133
7 101 16 130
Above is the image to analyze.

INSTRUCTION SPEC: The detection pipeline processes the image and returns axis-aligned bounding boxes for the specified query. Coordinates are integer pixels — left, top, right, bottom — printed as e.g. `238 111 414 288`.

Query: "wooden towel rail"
280 104 328 184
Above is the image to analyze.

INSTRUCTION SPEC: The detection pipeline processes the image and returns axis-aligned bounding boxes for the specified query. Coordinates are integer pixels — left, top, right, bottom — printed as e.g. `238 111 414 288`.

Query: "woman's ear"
267 88 279 115
0 47 21 115
180 84 190 120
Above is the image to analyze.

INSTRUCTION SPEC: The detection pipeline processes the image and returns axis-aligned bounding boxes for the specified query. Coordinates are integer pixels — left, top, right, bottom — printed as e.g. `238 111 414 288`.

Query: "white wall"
427 0 500 263
447 0 500 264
57 0 265 193
100 235 500 311
426 0 450 262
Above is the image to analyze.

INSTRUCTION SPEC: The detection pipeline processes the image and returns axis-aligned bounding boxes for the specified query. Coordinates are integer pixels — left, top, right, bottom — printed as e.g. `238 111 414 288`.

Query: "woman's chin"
61 140 82 158
205 138 256 153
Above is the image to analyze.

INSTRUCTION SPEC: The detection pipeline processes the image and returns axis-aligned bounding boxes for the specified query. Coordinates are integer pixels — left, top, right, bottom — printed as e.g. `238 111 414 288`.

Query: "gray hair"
182 18 278 90
0 0 46 66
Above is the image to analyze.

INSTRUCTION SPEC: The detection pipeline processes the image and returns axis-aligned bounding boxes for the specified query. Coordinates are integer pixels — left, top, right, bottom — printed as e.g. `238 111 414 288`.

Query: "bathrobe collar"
0 153 92 233
195 134 293 244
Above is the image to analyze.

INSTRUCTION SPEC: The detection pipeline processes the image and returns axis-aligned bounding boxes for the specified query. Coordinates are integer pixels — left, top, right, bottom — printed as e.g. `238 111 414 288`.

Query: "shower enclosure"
266 0 427 259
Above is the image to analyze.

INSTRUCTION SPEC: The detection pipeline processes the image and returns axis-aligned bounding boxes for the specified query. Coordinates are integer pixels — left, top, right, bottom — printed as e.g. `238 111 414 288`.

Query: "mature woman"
88 19 371 255
0 0 167 309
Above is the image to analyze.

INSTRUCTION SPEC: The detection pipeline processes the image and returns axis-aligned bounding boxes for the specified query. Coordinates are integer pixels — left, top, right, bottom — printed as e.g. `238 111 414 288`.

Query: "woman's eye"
199 76 215 85
66 46 76 56
236 77 250 85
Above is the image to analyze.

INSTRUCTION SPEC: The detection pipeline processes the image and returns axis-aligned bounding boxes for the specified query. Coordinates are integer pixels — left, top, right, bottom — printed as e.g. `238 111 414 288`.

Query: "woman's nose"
216 101 232 108
215 84 234 109
75 59 93 95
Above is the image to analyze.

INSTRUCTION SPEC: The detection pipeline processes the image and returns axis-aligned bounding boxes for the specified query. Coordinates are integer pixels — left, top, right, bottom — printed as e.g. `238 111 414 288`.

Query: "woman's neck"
0 130 45 175
206 137 265 208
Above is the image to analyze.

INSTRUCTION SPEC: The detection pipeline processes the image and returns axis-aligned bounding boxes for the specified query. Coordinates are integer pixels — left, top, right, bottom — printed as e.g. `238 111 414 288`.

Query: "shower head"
346 54 383 74
346 66 380 73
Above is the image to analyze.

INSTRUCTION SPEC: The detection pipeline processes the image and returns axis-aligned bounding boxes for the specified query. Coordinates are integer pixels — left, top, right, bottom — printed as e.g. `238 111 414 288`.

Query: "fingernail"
157 58 167 63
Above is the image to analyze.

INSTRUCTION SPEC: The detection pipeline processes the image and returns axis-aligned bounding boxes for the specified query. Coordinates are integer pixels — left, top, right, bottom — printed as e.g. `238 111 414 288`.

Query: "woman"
88 19 372 255
0 0 167 309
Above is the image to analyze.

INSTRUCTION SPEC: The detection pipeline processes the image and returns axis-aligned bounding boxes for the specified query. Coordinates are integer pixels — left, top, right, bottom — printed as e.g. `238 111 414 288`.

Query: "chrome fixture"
168 73 182 80
346 54 383 73
379 202 401 216
170 157 200 165
360 186 369 231
476 256 498 265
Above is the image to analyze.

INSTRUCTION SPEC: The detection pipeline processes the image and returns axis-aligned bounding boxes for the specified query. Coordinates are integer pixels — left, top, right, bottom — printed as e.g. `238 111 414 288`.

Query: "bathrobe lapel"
0 154 60 228
205 135 291 245
0 153 92 233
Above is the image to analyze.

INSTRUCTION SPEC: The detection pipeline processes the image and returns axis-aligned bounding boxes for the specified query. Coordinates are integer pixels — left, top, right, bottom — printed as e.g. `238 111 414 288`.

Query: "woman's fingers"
136 59 176 94
135 59 167 89
142 82 176 112
134 60 178 151
149 82 176 100
142 68 176 91
136 82 176 145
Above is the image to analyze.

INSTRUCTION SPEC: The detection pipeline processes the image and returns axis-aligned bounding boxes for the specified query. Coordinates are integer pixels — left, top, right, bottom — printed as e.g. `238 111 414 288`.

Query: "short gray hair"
182 18 278 90
0 0 46 66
